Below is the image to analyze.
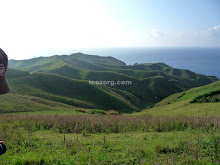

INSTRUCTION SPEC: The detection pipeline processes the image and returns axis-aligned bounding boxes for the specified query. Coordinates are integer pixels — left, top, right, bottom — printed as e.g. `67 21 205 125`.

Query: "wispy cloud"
207 25 220 33
192 25 220 46
151 29 167 38
203 25 220 38
144 25 220 47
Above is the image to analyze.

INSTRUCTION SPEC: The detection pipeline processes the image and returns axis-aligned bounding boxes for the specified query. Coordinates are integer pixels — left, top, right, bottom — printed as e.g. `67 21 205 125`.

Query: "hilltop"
9 53 125 71
5 53 218 113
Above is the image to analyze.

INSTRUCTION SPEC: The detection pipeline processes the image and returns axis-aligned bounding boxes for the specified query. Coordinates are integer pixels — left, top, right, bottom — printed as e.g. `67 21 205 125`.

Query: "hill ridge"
5 53 218 113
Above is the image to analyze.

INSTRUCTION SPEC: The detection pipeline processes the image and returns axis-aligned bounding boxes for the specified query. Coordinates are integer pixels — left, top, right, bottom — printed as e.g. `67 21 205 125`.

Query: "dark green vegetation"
191 90 220 103
6 53 218 113
141 80 220 116
0 114 219 164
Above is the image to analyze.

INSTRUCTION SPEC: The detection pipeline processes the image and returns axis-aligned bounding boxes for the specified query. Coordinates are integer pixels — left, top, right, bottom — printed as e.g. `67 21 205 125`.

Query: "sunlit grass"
1 125 219 164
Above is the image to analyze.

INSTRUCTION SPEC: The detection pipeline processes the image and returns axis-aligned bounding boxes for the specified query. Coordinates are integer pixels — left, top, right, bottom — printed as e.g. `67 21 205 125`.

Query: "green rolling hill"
9 53 125 71
4 53 218 113
7 70 139 113
140 81 220 116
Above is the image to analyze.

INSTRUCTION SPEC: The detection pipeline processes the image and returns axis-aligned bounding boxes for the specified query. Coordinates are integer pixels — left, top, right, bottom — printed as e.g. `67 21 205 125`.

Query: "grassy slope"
140 81 220 116
0 93 82 114
8 53 218 112
8 70 139 113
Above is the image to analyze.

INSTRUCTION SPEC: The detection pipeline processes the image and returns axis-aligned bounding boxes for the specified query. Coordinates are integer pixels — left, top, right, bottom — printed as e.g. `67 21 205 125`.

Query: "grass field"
0 114 219 165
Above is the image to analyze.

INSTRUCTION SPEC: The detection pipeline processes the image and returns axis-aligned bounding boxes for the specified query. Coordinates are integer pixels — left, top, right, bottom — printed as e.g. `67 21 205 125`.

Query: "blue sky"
0 0 219 59
101 0 219 32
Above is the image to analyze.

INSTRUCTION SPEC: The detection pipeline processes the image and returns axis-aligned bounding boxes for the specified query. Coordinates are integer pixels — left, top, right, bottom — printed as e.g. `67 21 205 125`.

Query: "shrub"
107 110 120 115
87 109 106 115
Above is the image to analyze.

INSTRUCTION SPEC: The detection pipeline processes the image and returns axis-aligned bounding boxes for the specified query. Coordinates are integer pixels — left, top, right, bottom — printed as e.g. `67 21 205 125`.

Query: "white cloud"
151 29 166 38
203 25 220 38
207 25 220 32
191 25 220 46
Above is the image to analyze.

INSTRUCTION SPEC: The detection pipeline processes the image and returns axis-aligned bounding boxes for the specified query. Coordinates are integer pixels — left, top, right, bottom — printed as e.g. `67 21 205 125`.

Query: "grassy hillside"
0 93 82 114
7 70 139 113
7 53 218 113
38 65 219 108
141 81 220 116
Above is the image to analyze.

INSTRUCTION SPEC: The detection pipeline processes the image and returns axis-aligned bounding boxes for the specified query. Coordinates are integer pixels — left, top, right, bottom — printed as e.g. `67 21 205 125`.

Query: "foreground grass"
1 131 219 165
0 114 219 165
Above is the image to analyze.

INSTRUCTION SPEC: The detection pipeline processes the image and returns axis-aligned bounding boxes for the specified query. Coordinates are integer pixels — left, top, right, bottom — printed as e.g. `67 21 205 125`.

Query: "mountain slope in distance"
7 53 219 112
8 70 140 113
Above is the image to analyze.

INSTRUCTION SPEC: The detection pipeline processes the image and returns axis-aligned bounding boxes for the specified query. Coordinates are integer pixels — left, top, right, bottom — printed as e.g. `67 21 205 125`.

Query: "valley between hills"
1 52 218 115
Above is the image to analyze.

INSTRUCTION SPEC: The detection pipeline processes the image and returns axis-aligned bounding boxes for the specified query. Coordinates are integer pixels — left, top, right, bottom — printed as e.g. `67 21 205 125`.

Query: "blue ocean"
70 47 220 79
